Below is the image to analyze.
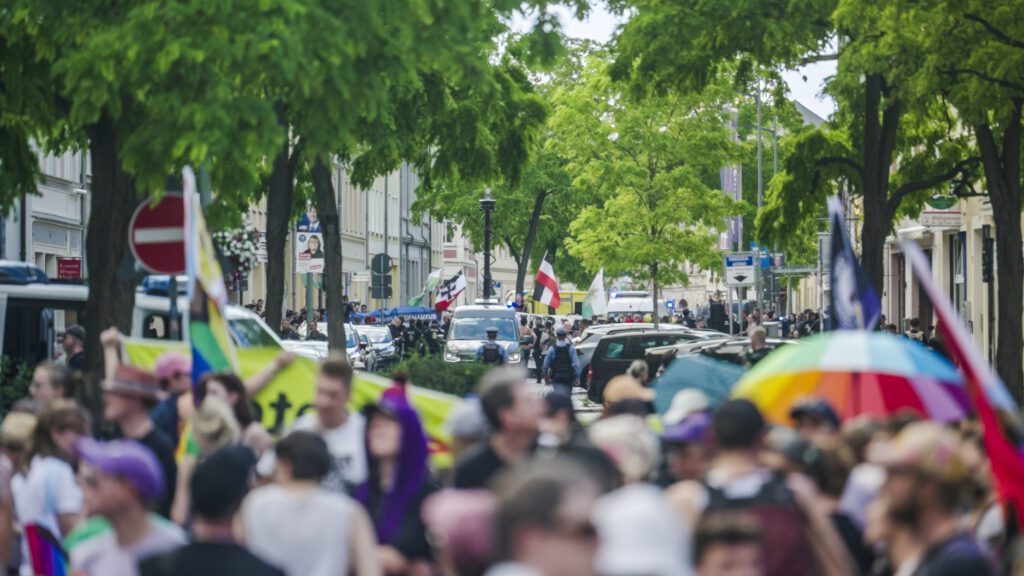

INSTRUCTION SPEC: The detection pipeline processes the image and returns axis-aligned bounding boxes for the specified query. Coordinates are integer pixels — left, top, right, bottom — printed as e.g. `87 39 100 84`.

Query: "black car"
589 330 708 402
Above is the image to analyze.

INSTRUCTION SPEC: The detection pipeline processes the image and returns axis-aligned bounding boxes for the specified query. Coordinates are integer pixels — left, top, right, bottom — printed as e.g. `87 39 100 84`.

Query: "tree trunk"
859 74 900 293
516 190 549 295
264 105 294 337
311 159 347 357
976 106 1023 403
651 262 660 330
84 114 140 407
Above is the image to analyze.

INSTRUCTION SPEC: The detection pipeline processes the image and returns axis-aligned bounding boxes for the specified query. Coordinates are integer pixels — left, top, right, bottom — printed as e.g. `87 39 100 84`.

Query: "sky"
521 3 838 120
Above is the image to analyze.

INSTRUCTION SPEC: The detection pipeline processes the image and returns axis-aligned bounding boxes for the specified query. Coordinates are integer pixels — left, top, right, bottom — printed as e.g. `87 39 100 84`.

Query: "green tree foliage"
553 57 741 326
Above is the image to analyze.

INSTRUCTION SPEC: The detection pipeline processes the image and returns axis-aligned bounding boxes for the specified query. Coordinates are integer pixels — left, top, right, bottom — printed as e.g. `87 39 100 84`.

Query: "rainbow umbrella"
732 331 1016 425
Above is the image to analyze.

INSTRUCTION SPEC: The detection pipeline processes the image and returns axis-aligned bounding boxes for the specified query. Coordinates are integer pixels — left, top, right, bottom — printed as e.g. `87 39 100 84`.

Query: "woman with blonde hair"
170 396 240 526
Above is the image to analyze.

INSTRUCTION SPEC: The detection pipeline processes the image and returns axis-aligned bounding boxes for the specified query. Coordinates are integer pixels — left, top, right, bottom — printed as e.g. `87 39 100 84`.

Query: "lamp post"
480 187 496 300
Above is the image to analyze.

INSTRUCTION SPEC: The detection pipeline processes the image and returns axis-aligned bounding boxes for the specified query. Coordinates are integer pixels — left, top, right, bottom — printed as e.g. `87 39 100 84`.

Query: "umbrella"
653 353 745 415
732 331 1017 425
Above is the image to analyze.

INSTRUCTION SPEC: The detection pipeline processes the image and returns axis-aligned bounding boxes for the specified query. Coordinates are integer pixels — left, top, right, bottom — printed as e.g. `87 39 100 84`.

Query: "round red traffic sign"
129 195 185 275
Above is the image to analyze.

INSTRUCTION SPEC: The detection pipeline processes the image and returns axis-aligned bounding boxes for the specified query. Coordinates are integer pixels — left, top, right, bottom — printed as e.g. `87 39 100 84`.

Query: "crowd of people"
6 324 1024 576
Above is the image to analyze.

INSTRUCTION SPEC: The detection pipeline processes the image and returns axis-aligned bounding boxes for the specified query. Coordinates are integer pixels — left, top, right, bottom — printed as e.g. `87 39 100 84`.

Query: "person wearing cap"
868 422 996 576
149 351 193 443
140 446 284 576
243 431 380 576
455 367 541 490
102 365 178 518
354 395 435 575
660 412 713 484
666 399 854 576
789 397 841 441
28 361 73 406
62 324 87 371
542 327 580 393
476 327 508 366
0 410 35 571
71 438 185 575
11 400 88 575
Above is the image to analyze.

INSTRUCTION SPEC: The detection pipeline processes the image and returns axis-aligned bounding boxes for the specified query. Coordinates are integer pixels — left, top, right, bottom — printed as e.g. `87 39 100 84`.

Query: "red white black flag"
533 253 561 308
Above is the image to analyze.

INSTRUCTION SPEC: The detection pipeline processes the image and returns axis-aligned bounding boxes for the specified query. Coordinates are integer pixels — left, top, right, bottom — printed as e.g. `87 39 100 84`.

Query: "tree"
610 0 978 296
553 57 741 328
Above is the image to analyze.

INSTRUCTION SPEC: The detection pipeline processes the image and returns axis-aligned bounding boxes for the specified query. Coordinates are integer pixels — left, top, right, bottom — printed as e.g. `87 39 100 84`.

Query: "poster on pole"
296 229 324 274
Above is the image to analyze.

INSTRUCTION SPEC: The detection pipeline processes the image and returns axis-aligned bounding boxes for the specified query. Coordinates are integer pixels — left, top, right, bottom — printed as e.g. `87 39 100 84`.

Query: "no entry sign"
129 195 185 275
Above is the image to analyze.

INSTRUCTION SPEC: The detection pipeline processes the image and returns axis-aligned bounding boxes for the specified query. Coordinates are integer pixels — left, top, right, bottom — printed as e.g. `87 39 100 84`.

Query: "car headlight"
508 353 521 363
447 342 458 353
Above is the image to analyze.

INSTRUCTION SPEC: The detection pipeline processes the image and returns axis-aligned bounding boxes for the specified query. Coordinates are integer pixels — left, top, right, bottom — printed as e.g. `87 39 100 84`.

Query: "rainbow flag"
183 166 238 399
25 523 68 576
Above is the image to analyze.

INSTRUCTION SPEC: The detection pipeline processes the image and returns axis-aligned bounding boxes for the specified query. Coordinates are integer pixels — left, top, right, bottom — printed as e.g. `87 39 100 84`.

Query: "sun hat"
102 365 163 401
153 352 191 382
664 389 710 427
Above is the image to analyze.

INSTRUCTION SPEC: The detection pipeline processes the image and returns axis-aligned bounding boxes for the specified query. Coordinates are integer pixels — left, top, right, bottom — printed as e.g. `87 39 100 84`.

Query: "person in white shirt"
11 400 87 576
256 359 367 493
243 431 380 576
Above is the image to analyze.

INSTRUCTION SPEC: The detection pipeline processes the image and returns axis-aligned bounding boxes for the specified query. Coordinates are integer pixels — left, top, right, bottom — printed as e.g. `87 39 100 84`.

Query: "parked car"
575 324 693 389
645 337 796 368
444 304 524 365
359 325 399 368
588 330 710 402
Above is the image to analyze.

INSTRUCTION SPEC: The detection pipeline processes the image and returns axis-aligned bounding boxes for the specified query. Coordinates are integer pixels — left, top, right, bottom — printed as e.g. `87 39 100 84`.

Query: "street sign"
129 195 185 275
57 257 82 279
724 252 755 287
371 253 392 275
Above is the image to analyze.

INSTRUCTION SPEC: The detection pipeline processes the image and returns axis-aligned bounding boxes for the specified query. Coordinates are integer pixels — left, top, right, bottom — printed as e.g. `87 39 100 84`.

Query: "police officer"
476 327 508 365
543 326 580 394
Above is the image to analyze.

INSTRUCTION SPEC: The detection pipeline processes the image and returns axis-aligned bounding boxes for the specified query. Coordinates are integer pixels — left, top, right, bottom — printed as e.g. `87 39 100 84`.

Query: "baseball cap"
153 351 191 382
102 365 163 401
789 397 841 429
76 438 164 502
64 325 86 343
555 327 568 337
663 389 710 427
661 412 713 445
191 445 256 519
868 421 969 484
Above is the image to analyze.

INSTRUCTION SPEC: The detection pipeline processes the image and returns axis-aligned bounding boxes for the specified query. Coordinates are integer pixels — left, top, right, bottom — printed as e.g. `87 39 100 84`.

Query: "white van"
605 291 670 320
0 265 286 369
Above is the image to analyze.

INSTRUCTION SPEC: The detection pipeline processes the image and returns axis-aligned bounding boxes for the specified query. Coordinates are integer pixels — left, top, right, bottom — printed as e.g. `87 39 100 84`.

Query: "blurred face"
308 236 320 252
205 380 237 407
367 413 402 459
30 367 60 404
307 207 318 221
62 334 80 355
793 415 836 440
314 375 350 424
79 464 135 517
502 383 542 437
167 371 191 395
103 391 141 424
519 483 600 576
540 409 572 441
50 427 81 460
879 466 923 526
698 542 763 576
309 321 318 333
667 442 707 482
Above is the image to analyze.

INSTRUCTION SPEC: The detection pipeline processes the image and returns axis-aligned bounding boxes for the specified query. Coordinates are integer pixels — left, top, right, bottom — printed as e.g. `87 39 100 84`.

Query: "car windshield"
228 318 279 347
450 318 518 341
362 329 393 344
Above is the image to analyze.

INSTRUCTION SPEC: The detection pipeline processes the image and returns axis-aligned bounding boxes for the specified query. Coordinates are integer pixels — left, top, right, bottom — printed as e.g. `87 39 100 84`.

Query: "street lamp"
480 188 496 300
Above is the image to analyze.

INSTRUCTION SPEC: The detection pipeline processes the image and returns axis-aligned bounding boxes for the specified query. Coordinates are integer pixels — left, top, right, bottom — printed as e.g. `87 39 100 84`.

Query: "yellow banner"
123 340 460 467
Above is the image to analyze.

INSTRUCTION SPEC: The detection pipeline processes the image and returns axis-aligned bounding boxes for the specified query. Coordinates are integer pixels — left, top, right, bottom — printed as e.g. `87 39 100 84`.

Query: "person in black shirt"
305 320 328 342
141 446 285 576
355 396 435 573
454 367 541 489
100 365 178 518
62 324 87 371
278 318 300 341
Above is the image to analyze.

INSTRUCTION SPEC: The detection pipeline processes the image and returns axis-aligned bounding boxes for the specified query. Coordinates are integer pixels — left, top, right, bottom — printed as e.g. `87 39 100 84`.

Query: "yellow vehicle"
526 290 587 316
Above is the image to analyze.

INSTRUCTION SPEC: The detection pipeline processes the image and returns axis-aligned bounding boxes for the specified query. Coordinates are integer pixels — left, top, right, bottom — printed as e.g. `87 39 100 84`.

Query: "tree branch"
964 13 1024 50
888 157 981 214
815 156 866 181
799 53 839 65
940 68 1024 93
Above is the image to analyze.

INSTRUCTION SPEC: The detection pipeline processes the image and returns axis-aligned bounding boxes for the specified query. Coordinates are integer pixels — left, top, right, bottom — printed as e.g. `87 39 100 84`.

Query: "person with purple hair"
354 394 436 575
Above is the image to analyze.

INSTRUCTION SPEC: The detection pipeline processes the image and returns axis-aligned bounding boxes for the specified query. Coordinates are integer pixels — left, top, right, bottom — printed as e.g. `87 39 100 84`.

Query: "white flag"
583 269 607 317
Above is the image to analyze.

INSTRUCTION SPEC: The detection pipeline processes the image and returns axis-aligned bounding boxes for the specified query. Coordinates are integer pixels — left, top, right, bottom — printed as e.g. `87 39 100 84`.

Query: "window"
603 341 626 359
227 318 279 347
445 221 456 244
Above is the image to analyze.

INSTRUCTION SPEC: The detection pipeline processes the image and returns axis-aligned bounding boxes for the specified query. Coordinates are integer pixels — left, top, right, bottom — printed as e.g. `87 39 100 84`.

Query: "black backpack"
481 343 503 364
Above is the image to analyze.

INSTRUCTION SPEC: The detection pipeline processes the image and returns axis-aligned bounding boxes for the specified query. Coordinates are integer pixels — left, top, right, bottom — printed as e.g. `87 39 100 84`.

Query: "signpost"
56 257 82 280
129 194 186 339
724 252 755 287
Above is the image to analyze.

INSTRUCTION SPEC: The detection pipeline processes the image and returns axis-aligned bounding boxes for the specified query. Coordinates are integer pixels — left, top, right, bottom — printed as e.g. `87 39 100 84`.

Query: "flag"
184 166 239 398
434 269 466 312
582 268 607 318
410 268 444 306
828 197 881 330
533 253 561 308
25 523 68 576
902 239 1024 529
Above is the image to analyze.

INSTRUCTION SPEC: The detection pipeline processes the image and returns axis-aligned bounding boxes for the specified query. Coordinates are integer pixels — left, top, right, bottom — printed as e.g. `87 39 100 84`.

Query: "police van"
443 301 524 364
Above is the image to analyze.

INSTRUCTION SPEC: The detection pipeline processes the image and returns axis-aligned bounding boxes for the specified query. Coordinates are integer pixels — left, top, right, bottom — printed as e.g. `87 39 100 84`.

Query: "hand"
99 327 121 349
274 351 295 370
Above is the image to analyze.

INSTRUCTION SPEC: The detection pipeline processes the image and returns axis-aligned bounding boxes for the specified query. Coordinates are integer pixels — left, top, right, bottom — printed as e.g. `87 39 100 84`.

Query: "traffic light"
982 237 994 283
